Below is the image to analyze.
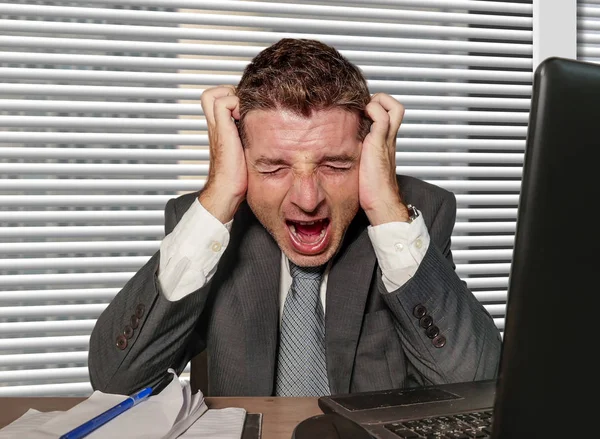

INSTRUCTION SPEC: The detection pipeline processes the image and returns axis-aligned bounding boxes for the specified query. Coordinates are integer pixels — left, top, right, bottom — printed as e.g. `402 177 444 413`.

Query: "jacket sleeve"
381 191 502 386
88 197 212 395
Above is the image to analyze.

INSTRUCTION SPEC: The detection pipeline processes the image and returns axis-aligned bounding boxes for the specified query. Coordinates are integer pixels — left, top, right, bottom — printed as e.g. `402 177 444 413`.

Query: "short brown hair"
236 38 371 145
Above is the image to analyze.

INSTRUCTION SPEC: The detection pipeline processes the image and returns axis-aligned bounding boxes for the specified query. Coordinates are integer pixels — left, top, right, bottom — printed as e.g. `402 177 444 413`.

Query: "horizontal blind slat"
0 256 150 270
456 263 511 275
0 383 92 397
0 147 209 160
473 291 508 302
0 118 529 136
0 289 118 302
0 163 208 176
0 367 90 383
1 241 160 255
0 305 107 318
0 320 97 335
0 335 89 350
0 195 172 206
0 5 532 40
453 250 513 261
465 278 509 289
0 352 88 367
0 210 164 223
451 236 515 246
0 179 204 192
0 84 532 108
455 208 518 219
0 101 532 122
87 0 534 26
0 20 535 52
0 37 533 68
0 71 533 93
0 53 534 82
215 0 533 14
0 273 135 287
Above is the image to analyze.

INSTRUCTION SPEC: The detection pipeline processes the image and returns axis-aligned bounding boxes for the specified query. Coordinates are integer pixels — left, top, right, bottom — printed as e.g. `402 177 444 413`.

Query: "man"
88 38 502 397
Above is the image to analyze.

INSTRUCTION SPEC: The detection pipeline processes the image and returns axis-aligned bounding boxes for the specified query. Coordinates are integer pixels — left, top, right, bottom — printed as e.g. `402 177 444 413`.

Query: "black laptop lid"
492 57 600 438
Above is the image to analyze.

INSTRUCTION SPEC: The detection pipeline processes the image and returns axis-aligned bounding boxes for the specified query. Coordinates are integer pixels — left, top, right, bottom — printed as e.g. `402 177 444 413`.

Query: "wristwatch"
406 204 419 224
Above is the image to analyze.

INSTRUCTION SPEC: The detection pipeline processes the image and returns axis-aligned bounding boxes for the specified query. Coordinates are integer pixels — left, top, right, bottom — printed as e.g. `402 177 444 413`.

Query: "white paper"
0 369 227 439
0 410 59 438
178 408 247 439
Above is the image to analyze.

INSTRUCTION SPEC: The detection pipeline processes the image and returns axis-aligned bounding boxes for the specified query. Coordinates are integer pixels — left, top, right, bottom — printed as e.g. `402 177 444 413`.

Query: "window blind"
578 1 600 65
0 0 533 396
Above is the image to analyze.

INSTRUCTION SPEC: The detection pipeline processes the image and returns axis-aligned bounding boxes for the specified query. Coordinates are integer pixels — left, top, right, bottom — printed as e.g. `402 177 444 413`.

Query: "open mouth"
286 218 331 254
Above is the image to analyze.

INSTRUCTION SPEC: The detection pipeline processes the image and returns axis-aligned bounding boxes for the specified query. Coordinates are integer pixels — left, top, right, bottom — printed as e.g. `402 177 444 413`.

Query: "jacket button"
432 335 446 348
130 315 140 329
413 304 427 319
419 315 433 329
426 325 440 339
135 304 145 319
123 325 134 339
116 335 128 350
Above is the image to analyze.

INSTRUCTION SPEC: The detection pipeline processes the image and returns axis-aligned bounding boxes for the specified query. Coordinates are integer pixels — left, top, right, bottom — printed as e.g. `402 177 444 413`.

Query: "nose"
289 174 325 213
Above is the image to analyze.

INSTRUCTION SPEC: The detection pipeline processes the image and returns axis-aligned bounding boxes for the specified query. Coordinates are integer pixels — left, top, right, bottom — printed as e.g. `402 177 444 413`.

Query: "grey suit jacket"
88 175 502 396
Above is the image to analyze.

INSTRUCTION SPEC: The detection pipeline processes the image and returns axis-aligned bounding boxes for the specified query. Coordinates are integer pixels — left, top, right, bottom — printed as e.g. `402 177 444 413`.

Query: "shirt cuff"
158 198 231 301
367 212 430 293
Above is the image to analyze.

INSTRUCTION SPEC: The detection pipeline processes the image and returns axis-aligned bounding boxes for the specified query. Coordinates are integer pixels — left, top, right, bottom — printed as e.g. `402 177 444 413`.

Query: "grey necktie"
276 262 330 396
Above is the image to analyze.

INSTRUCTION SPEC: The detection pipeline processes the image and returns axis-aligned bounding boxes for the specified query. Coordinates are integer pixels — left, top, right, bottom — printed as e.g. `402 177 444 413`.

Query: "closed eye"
323 164 351 172
259 167 285 175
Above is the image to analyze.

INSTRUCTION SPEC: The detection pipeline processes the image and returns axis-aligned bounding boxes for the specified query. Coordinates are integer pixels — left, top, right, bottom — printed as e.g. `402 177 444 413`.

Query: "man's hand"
198 85 247 223
359 93 409 226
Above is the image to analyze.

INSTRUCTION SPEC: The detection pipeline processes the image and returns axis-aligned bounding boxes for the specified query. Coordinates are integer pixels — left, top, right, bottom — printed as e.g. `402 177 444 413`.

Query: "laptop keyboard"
384 410 493 438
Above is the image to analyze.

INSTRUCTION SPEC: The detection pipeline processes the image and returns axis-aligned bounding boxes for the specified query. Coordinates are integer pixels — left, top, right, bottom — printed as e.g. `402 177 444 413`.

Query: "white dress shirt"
159 199 430 317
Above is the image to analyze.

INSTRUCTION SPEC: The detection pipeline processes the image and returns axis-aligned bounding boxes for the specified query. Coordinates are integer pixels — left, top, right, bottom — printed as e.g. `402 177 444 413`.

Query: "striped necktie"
275 262 330 396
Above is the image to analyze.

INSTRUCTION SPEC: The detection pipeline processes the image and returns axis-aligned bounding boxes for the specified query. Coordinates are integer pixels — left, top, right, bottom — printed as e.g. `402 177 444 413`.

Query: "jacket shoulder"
397 174 455 207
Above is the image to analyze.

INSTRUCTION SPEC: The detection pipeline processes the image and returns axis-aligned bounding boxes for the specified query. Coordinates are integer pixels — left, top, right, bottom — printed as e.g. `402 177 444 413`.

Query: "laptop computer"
316 56 599 438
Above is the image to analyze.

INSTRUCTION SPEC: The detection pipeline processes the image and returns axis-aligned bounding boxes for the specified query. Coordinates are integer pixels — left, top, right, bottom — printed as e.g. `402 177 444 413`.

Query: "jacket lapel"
233 213 281 396
325 211 376 394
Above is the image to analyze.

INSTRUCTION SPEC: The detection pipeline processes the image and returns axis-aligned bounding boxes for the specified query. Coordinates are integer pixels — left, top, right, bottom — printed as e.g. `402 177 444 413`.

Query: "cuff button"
135 304 145 319
123 325 134 339
419 315 433 329
130 315 140 329
426 325 440 339
211 241 222 252
116 335 128 350
432 335 446 348
413 304 427 319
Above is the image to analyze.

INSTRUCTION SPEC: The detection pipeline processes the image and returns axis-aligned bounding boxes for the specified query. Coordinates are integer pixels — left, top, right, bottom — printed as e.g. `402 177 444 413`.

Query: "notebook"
318 56 600 438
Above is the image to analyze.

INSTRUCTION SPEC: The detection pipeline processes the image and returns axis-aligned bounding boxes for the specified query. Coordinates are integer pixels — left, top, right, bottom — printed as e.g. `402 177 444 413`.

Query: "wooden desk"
0 397 322 439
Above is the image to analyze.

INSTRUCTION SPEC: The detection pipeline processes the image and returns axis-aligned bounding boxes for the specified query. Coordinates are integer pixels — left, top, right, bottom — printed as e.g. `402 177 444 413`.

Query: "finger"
213 95 241 143
201 85 237 127
370 93 405 147
364 100 390 147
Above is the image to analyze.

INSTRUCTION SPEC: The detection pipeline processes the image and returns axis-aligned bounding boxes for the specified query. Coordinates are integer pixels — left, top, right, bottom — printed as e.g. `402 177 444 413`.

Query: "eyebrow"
321 154 357 163
254 157 290 167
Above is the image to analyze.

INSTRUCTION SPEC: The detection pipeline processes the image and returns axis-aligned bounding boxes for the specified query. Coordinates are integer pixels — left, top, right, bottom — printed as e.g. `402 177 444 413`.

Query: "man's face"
244 108 361 267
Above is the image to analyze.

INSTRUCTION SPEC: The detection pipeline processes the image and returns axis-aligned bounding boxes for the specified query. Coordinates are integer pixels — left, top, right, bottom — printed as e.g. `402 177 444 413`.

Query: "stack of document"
0 370 249 439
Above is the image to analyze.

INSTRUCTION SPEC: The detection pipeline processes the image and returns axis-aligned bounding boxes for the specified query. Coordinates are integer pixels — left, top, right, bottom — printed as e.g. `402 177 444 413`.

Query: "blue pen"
59 386 153 439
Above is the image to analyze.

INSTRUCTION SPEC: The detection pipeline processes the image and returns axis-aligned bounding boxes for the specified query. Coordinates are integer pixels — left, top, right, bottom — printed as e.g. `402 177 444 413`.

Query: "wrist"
364 196 409 226
198 185 244 224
